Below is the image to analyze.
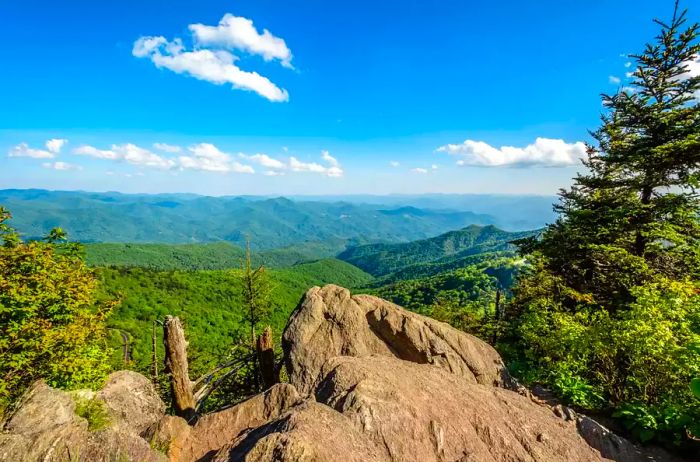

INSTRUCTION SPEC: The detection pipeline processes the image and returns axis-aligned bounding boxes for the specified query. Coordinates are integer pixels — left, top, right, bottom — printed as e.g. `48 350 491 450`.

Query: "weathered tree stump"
163 315 196 421
256 325 278 389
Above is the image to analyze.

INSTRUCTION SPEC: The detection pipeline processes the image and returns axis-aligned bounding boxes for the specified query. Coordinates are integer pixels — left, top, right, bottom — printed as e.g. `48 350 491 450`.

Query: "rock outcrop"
283 284 512 395
1 284 683 462
0 372 166 462
160 383 301 462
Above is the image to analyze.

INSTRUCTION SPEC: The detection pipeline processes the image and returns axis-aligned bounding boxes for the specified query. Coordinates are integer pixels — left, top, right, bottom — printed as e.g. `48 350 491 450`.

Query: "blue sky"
0 0 690 195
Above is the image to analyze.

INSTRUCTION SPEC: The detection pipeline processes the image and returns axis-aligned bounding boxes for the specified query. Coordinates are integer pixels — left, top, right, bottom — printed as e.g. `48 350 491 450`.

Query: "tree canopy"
508 4 700 446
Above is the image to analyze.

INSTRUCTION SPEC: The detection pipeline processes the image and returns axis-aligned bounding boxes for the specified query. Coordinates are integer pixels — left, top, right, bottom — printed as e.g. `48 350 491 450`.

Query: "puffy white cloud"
133 38 289 102
74 145 119 159
189 14 293 68
8 138 68 159
289 151 343 177
263 170 285 176
75 143 176 169
133 13 292 102
437 137 587 168
411 167 428 174
609 75 621 84
153 142 182 153
179 143 254 173
389 161 400 167
241 153 286 169
46 138 68 154
42 161 82 171
8 142 56 159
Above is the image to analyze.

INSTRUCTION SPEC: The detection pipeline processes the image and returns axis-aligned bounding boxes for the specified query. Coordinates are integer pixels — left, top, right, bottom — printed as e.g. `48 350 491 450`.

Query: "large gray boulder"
283 284 512 395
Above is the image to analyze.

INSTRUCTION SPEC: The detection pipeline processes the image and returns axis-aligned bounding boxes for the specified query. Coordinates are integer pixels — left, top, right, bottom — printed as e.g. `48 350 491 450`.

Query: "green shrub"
74 397 111 432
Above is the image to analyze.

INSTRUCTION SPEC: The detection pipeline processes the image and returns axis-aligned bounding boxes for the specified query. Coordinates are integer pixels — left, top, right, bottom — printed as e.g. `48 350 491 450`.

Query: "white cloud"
74 145 119 159
241 153 286 169
189 14 293 68
8 138 67 159
263 170 285 176
42 161 82 171
46 138 68 154
289 151 343 177
75 143 176 169
437 137 587 168
179 143 254 173
321 150 339 167
411 168 428 174
133 38 289 102
431 164 438 170
8 142 56 159
153 142 182 153
133 13 292 102
609 75 621 85
624 61 632 68
389 161 400 167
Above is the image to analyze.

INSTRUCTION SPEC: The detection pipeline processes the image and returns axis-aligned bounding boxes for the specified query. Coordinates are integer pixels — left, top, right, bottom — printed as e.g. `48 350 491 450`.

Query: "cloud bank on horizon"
8 139 344 178
132 13 293 102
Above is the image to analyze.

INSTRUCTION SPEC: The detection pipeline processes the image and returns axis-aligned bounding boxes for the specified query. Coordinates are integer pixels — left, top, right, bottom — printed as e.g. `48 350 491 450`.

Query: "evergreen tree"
239 240 272 347
508 3 700 445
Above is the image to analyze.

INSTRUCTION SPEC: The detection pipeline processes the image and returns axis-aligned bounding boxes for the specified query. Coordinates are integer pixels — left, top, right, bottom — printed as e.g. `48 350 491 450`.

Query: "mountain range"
0 189 552 250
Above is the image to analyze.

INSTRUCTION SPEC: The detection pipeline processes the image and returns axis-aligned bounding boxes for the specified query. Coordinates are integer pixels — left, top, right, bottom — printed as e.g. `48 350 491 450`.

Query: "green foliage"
85 242 245 271
84 240 362 270
98 259 372 381
0 207 113 416
240 241 273 346
339 224 535 279
507 5 700 446
691 378 700 400
73 396 111 432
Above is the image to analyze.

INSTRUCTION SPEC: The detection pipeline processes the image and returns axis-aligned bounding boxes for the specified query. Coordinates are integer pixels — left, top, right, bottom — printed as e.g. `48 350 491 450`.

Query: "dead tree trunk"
256 326 278 389
163 315 196 421
491 289 502 345
151 319 159 382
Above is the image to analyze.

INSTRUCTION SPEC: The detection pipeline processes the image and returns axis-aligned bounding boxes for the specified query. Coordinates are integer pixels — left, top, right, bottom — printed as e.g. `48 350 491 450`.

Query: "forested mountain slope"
338 224 536 277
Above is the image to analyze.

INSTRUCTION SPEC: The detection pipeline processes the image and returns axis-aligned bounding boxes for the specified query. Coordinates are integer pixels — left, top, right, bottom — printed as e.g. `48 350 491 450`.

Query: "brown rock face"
212 401 386 462
216 355 605 462
173 383 301 462
0 376 167 462
314 355 603 462
283 284 512 395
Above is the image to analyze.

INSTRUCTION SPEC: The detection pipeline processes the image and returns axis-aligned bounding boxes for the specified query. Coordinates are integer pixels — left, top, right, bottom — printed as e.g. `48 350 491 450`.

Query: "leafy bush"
73 396 111 432
0 207 113 416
